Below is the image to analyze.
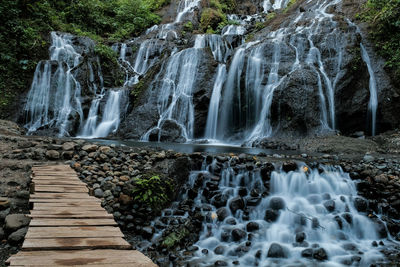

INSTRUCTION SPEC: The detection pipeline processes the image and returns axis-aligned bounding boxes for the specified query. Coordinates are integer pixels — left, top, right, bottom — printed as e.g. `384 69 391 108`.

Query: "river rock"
246 222 259 232
296 232 306 243
62 142 76 151
265 208 279 222
5 214 30 231
231 228 247 241
313 248 328 261
82 144 98 152
8 227 28 245
229 197 245 213
323 200 335 212
46 150 60 159
214 245 226 255
301 248 313 258
94 188 104 198
282 161 297 172
267 243 287 258
353 197 367 212
216 207 229 221
269 197 285 210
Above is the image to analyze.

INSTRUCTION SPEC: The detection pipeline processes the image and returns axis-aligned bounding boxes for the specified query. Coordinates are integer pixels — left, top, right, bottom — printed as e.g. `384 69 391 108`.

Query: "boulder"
269 197 285 210
46 150 60 160
8 227 28 245
267 243 287 258
5 214 30 231
231 228 247 241
62 142 76 151
229 197 245 213
82 144 98 152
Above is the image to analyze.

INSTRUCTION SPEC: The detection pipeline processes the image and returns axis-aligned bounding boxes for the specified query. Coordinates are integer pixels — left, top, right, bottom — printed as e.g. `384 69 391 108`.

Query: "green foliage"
360 0 400 80
200 7 227 32
161 227 190 248
132 174 173 210
0 0 164 118
183 21 194 32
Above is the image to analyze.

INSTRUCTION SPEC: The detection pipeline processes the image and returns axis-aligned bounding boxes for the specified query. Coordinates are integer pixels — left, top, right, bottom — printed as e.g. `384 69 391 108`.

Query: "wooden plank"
34 180 86 186
7 250 156 266
32 176 80 180
30 219 117 227
35 186 88 193
26 226 123 238
28 213 113 219
33 203 103 210
30 199 100 203
22 237 131 250
30 209 111 216
31 193 92 199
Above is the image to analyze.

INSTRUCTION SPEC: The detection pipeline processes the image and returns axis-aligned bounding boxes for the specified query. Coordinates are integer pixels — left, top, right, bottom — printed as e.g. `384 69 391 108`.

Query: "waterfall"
187 162 385 266
263 0 291 12
24 32 84 137
360 44 378 136
175 0 201 22
142 40 202 141
205 64 227 140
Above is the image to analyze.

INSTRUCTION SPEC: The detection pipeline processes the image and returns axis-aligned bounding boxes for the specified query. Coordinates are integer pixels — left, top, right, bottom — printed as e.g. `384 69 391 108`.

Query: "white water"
24 32 84 136
79 90 126 138
189 162 385 266
263 0 291 12
175 0 201 22
142 38 203 141
360 43 378 136
205 64 227 140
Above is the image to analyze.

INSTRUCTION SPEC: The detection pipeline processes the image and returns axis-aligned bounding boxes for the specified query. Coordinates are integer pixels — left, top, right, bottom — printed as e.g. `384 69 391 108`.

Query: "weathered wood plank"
31 193 92 199
30 219 117 227
28 214 113 219
8 250 156 266
30 199 100 203
26 226 123 238
35 186 88 193
22 237 131 250
33 203 102 210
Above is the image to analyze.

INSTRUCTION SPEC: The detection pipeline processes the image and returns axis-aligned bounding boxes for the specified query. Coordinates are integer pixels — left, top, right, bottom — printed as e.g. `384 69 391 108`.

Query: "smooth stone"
267 243 287 258
5 214 30 231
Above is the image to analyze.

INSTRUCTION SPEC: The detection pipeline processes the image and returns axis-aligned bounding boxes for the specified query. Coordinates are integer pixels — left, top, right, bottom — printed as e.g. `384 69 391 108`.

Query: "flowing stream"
184 162 386 266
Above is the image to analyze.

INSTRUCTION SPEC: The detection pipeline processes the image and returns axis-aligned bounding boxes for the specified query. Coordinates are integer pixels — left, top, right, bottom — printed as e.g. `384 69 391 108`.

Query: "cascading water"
142 39 202 141
263 0 291 12
24 32 84 136
186 161 387 266
79 90 127 138
360 43 378 136
175 0 201 22
205 64 227 140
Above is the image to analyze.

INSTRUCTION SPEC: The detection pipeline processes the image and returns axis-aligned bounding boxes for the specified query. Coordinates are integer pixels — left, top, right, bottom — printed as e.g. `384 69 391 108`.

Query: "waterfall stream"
184 162 386 266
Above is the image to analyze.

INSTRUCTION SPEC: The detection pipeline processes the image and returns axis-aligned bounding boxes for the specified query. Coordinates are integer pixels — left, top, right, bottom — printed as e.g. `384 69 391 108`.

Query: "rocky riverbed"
1 120 400 266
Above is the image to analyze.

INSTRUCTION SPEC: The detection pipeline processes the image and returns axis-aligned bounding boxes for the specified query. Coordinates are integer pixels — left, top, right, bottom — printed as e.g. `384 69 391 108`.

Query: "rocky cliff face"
19 0 400 143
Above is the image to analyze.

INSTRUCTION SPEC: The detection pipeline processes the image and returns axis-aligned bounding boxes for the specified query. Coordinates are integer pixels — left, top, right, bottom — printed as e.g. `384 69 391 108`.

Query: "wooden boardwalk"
6 165 157 266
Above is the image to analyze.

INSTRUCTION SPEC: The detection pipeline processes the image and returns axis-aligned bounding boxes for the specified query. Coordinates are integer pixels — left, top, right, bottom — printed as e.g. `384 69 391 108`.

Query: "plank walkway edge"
6 164 157 267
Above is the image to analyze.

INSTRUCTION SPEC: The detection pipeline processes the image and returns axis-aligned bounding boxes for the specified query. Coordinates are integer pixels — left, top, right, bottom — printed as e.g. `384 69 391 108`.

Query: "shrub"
132 174 173 210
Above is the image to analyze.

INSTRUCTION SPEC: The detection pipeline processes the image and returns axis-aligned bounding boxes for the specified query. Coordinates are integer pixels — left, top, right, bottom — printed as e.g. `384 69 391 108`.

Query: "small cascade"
186 162 386 266
24 32 84 136
360 43 378 136
78 90 127 138
204 64 227 140
263 0 291 12
175 0 201 22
